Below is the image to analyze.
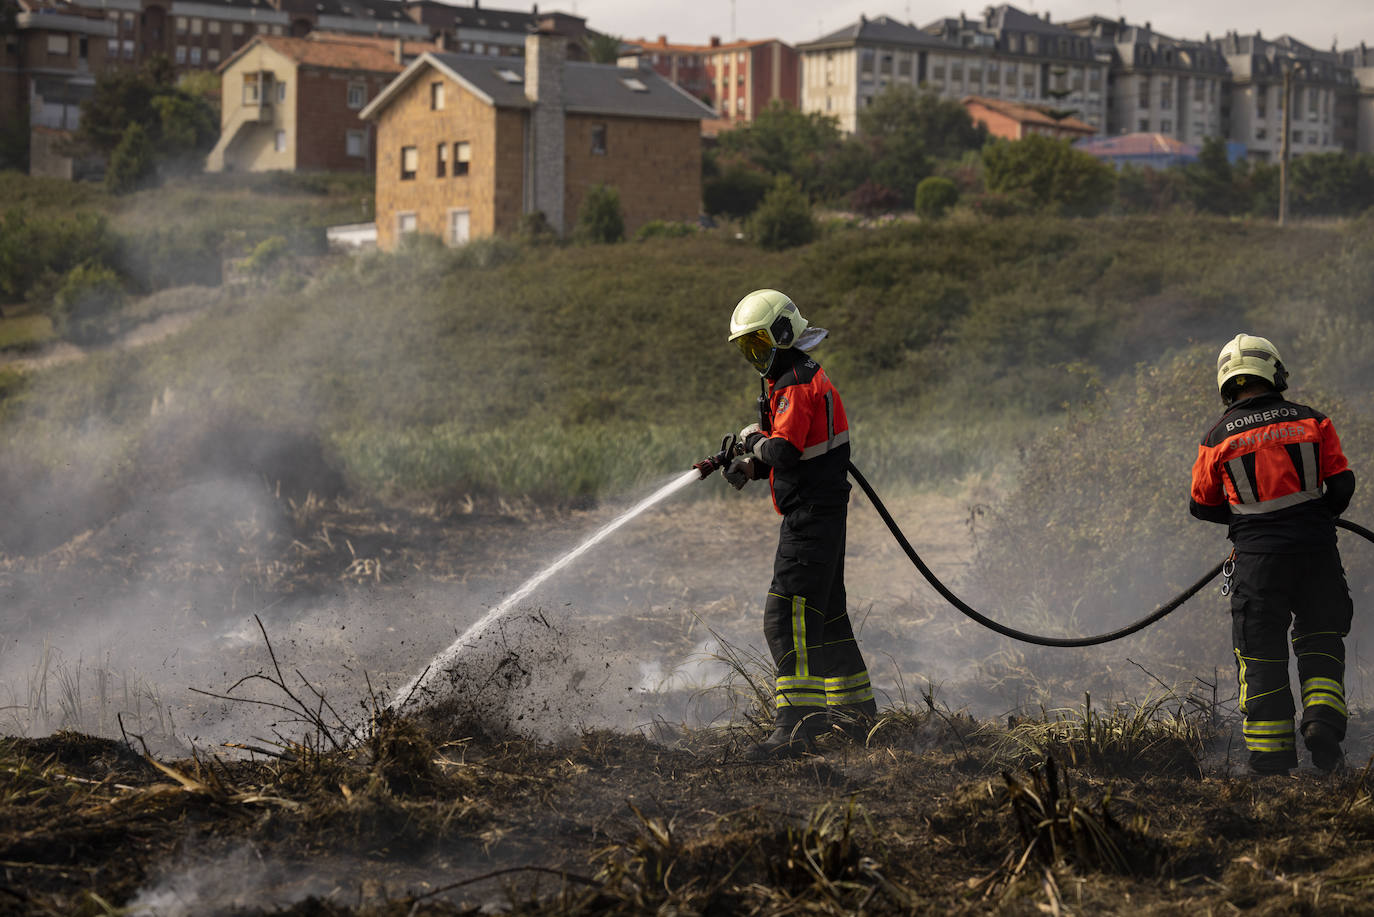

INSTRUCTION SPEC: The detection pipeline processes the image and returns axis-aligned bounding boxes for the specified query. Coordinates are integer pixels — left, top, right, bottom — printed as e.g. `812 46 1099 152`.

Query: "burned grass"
3 706 1374 915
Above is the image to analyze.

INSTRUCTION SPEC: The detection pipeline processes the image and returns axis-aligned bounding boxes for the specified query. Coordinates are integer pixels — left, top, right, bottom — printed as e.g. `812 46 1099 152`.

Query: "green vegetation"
747 176 815 250
982 134 1116 216
2 167 1370 526
915 176 958 219
574 183 625 244
0 311 54 352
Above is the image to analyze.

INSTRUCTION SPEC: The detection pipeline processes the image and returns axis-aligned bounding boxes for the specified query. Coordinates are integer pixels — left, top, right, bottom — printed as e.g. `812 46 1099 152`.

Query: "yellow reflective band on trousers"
1235 650 1290 712
824 672 874 706
1242 719 1295 753
1301 676 1348 716
775 594 824 708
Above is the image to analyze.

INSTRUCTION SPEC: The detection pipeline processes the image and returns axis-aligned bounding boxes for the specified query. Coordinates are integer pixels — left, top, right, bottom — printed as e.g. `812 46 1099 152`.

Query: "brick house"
207 33 436 172
360 30 714 250
962 95 1096 140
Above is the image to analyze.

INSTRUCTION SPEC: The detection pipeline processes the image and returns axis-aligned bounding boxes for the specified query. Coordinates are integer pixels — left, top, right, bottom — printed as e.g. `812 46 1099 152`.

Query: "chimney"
394 37 403 63
525 30 567 235
1043 11 1050 22
532 2 537 12
658 34 667 44
710 35 720 47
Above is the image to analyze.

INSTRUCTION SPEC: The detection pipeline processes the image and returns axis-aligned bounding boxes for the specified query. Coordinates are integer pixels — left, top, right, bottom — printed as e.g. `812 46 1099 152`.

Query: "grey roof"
314 0 417 23
562 60 716 119
986 5 1075 36
801 14 953 51
360 51 715 121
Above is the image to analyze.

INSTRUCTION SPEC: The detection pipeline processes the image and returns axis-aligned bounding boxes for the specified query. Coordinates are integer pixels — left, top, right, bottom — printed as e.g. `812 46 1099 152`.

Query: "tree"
105 123 157 194
1290 153 1374 217
1184 137 1243 215
702 165 773 219
581 32 624 64
858 85 988 160
72 56 216 177
715 102 842 193
747 176 815 250
981 134 1115 216
575 184 624 243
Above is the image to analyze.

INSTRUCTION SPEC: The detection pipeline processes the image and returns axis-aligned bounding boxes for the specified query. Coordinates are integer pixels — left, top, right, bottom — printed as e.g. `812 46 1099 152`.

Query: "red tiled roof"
630 36 783 54
220 34 422 75
962 95 1096 134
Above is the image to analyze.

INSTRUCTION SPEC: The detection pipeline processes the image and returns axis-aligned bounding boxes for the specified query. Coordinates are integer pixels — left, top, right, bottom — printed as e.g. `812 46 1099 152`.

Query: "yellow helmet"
1217 333 1288 404
728 289 808 374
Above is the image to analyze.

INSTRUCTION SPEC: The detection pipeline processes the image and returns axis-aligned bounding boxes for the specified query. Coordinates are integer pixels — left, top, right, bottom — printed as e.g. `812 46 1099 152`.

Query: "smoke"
125 843 348 916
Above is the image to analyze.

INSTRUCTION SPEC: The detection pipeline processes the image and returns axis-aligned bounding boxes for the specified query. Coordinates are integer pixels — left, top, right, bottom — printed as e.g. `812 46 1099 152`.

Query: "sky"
562 1 1374 52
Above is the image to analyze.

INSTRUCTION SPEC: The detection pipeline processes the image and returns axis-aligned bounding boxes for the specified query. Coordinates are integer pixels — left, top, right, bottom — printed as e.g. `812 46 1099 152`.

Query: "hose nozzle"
692 434 739 479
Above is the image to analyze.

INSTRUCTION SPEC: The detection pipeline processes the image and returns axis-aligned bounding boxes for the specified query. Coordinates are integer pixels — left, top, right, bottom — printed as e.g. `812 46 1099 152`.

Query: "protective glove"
723 455 765 490
738 423 765 454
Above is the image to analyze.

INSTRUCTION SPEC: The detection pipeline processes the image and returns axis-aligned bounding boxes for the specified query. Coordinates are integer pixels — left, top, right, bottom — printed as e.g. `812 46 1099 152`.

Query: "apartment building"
1212 32 1355 161
2 0 115 175
797 14 955 133
923 6 1109 135
1342 44 1374 153
1065 16 1227 144
625 35 798 129
400 1 588 58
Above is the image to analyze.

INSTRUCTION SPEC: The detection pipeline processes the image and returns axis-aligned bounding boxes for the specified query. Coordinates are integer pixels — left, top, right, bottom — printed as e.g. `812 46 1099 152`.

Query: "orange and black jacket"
1190 391 1355 552
746 349 851 515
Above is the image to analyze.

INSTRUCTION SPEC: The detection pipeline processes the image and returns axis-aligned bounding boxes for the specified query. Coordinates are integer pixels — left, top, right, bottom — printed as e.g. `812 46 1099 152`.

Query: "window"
1256 126 1267 140
448 209 470 246
1160 78 1172 109
1308 131 1318 144
123 11 134 26
1138 118 1150 132
276 82 286 102
1292 129 1303 142
1308 88 1319 121
191 18 202 36
736 96 744 112
207 48 219 64
950 61 962 82
931 64 945 81
1160 118 1172 133
430 81 444 110
1138 78 1150 108
346 130 365 158
47 34 70 55
175 16 188 35
400 145 418 180
108 37 119 56
590 123 606 155
122 39 134 60
232 22 243 35
397 212 417 235
436 142 447 177
243 73 260 104
1256 87 1267 118
1194 79 1205 102
175 46 186 64
1089 69 1102 92
208 20 221 35
453 141 470 175
189 47 201 65
274 130 286 152
347 83 366 109
1025 34 1037 54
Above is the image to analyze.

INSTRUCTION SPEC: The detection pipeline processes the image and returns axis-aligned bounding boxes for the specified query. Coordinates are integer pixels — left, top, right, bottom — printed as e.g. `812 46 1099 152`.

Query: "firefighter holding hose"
721 289 877 760
1190 334 1356 776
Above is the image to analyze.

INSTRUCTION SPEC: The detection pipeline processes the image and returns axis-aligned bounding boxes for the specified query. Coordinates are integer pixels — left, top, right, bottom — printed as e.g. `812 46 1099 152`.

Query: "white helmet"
728 289 811 374
1217 333 1288 404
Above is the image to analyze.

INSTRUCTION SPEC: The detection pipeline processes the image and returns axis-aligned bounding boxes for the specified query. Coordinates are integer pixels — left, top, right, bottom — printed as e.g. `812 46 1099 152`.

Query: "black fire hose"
847 461 1374 648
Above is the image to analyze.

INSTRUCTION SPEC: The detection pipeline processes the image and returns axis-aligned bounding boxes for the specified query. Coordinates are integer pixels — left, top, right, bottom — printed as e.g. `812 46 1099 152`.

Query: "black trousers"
1230 547 1353 770
762 503 874 716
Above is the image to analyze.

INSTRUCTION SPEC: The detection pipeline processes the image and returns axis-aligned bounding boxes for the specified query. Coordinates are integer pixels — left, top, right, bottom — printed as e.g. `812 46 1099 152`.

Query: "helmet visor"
734 329 774 373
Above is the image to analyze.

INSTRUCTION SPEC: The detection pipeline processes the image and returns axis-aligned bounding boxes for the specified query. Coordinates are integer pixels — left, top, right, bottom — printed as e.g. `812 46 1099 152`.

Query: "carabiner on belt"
1220 551 1236 597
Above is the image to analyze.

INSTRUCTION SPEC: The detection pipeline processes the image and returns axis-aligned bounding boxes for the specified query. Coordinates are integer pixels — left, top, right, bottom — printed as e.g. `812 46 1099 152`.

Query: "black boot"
745 706 827 761
1302 721 1344 773
828 700 878 745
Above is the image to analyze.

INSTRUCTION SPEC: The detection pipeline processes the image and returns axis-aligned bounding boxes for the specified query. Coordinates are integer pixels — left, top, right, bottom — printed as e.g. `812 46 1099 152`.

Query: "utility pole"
1278 61 1301 226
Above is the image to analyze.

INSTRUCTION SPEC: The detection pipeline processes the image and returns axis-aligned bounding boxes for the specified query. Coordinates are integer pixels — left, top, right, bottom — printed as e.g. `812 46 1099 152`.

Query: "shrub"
517 210 556 244
747 176 816 251
848 181 903 217
52 261 125 344
105 123 158 195
703 165 774 219
575 183 625 244
915 176 959 220
982 135 1116 216
240 235 289 277
634 220 695 241
0 210 116 303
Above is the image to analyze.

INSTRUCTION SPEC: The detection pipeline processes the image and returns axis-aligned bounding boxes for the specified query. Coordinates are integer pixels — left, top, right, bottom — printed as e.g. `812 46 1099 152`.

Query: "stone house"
360 30 714 250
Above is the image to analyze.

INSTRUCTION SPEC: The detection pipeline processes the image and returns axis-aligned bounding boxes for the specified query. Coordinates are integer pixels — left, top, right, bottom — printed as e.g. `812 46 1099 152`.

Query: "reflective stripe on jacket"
1190 391 1350 550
